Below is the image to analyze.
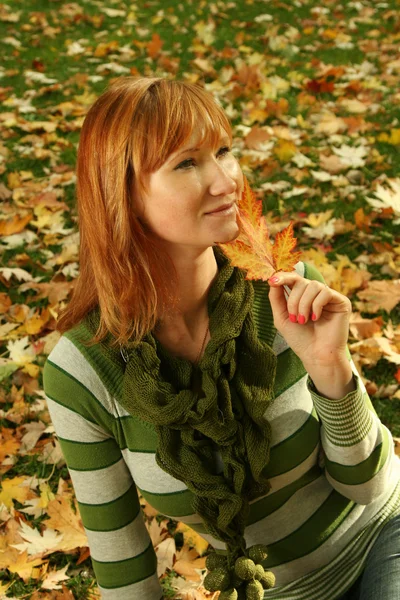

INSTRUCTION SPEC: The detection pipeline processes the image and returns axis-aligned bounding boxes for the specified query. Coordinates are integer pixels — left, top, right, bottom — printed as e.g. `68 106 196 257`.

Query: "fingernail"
269 276 280 283
289 313 297 323
312 313 317 321
297 314 305 324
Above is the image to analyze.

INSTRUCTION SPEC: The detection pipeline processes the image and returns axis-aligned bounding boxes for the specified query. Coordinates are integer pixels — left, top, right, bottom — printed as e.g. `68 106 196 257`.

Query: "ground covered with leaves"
1 0 400 598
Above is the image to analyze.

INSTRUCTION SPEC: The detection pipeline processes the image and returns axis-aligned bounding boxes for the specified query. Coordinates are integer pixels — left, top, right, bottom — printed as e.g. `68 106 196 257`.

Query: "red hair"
56 77 233 348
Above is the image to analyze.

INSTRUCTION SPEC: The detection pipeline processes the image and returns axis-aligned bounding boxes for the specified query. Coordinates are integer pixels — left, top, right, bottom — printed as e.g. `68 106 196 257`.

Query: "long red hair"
56 77 233 348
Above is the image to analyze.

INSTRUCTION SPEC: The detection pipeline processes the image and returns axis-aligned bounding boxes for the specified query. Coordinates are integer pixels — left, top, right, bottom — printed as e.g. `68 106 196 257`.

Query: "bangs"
130 80 233 193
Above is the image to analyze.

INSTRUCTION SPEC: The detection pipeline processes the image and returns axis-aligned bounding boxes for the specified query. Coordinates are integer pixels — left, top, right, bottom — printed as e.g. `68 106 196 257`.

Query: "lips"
206 202 234 214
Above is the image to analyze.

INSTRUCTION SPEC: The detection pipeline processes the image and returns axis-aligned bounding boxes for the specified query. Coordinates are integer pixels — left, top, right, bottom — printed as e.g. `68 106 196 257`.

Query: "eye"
174 146 232 170
218 146 231 156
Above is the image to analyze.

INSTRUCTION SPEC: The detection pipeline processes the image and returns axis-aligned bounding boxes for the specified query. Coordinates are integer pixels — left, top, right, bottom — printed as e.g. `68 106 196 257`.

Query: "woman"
43 77 400 600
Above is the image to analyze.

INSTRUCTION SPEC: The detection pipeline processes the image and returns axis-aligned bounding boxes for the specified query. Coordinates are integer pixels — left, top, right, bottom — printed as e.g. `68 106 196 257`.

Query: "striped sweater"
43 262 400 600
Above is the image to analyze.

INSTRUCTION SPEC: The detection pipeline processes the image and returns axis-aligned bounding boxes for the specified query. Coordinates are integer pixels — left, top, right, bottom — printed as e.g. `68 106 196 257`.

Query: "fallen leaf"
355 280 400 313
155 537 176 577
6 550 46 582
174 546 207 582
146 518 170 548
0 476 33 508
175 523 209 556
10 520 64 556
44 495 88 552
41 564 70 590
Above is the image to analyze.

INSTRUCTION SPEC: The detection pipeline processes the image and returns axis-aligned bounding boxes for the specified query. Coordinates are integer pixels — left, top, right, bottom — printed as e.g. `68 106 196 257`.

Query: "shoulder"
43 330 123 422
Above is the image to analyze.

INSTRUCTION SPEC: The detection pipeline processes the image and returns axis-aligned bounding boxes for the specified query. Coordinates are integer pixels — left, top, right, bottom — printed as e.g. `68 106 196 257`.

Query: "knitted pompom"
234 557 256 581
248 544 268 564
245 580 263 600
203 568 231 592
253 564 264 581
260 569 276 590
219 588 238 600
205 552 228 571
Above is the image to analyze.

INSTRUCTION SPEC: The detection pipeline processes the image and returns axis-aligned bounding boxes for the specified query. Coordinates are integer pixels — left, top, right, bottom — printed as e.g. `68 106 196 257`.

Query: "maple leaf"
155 537 176 577
5 550 45 582
146 517 170 548
41 564 70 590
218 176 301 280
355 280 400 313
273 222 303 271
21 482 56 519
0 476 33 508
10 520 64 556
331 144 368 168
44 495 88 552
366 178 400 221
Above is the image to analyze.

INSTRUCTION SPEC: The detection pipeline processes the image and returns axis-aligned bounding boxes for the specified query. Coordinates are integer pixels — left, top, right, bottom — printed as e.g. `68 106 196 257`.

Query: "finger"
268 271 303 289
312 290 352 320
284 278 310 323
268 280 289 324
296 281 329 324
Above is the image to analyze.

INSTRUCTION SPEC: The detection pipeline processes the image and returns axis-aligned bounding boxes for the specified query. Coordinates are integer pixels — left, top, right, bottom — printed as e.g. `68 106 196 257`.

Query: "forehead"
170 125 230 156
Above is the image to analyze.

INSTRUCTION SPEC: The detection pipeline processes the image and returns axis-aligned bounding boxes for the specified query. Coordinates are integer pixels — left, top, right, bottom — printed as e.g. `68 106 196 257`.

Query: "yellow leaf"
0 431 20 462
378 132 390 143
22 363 40 378
175 523 209 556
274 139 297 162
388 129 400 145
38 482 56 509
93 40 119 58
7 172 22 189
44 495 88 552
6 550 46 582
322 28 338 39
248 108 269 124
0 476 31 508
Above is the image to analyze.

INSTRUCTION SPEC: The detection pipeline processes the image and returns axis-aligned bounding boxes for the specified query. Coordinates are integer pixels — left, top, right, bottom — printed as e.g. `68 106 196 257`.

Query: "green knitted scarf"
83 246 277 590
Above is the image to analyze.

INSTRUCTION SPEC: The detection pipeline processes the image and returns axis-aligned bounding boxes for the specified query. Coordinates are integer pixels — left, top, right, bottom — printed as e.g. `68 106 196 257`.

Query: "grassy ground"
1 0 400 597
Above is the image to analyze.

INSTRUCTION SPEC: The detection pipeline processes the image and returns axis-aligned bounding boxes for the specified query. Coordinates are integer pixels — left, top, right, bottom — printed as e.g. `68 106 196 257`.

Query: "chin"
213 228 241 245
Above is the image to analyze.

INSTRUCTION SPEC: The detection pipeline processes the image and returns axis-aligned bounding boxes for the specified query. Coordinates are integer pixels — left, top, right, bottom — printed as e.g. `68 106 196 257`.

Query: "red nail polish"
298 314 305 324
269 276 280 283
312 313 317 321
289 313 297 323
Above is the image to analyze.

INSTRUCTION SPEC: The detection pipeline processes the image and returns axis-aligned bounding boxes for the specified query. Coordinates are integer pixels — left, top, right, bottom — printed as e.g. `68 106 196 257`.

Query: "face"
135 127 244 254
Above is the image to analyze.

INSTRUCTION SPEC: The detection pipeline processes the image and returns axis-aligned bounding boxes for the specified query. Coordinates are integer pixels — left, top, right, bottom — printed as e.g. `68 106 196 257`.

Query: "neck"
156 246 218 337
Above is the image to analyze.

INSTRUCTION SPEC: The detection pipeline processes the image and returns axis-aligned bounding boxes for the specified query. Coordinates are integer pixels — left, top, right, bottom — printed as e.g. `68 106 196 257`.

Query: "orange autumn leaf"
272 222 302 272
218 176 301 280
147 33 163 59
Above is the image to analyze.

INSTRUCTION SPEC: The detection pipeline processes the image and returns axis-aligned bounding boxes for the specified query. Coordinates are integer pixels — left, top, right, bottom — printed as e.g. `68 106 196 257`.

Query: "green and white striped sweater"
43 262 400 600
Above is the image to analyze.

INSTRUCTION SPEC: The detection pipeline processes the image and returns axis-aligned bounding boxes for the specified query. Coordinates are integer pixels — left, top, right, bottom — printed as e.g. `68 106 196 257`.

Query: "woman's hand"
268 271 356 399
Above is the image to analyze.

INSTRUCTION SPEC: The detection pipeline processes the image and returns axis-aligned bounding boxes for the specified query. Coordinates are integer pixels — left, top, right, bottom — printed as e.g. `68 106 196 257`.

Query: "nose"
207 159 238 198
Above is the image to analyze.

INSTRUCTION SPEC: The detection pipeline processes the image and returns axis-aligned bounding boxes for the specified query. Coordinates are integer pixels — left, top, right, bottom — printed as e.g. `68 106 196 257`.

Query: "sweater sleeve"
307 367 398 505
302 262 398 506
43 355 163 600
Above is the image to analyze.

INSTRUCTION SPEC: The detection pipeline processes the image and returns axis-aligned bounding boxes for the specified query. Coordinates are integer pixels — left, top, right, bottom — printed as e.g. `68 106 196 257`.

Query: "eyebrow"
170 138 231 162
